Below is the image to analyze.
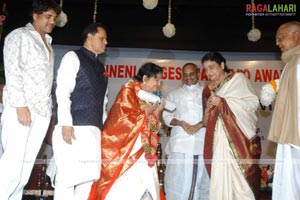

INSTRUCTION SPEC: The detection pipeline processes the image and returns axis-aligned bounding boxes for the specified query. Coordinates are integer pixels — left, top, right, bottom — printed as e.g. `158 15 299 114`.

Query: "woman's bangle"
199 121 205 127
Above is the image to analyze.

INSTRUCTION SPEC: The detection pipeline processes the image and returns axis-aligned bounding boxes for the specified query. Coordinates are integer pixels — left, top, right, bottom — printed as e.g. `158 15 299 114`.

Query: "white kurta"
272 58 300 200
163 83 209 200
50 50 108 188
163 83 205 156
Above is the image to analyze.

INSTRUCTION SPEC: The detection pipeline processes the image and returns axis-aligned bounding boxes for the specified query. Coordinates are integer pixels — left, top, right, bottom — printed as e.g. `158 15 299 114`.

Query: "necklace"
214 72 227 91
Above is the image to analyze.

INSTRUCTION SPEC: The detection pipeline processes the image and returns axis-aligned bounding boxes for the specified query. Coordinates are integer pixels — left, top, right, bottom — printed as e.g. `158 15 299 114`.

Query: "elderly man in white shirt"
163 63 209 200
0 1 61 200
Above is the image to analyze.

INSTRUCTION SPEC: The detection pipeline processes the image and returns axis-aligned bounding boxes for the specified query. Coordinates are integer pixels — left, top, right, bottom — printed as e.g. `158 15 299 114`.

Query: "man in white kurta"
163 63 209 200
268 21 300 200
0 1 61 199
51 23 108 200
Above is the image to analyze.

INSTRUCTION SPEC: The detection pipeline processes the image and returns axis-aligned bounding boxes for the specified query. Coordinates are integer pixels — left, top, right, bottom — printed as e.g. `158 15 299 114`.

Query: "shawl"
203 72 261 198
89 80 160 200
268 45 300 145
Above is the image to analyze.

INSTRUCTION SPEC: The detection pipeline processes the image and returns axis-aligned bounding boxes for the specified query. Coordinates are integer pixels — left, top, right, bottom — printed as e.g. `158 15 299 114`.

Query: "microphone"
137 90 176 112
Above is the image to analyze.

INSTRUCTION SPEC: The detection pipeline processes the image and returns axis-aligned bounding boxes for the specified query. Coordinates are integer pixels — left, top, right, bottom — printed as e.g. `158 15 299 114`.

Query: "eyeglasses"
275 31 298 42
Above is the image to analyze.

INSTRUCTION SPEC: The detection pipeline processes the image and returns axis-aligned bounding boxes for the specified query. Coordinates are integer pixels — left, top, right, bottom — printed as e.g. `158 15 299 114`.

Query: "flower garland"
138 100 160 167
162 0 175 38
93 0 98 23
247 0 261 42
143 0 158 10
259 79 279 106
247 28 261 42
56 11 68 27
56 0 68 27
136 81 161 168
143 121 159 167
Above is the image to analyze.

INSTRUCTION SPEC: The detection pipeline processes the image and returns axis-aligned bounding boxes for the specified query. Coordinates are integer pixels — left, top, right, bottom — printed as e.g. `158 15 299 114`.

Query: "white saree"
209 73 259 200
105 134 160 200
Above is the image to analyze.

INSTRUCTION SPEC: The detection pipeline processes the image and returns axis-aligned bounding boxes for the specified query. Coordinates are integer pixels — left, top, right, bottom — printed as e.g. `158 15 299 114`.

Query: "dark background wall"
0 0 299 53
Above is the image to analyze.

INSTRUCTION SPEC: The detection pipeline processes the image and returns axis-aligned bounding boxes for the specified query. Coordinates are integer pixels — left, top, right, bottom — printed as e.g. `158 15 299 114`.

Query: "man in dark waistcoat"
50 22 108 200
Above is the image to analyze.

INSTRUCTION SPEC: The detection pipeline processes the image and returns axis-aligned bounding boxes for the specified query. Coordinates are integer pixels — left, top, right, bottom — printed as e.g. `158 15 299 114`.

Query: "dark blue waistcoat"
70 47 107 130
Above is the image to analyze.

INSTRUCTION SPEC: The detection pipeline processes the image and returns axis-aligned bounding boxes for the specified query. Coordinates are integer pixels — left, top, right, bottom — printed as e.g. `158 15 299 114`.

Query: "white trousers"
54 181 93 200
164 152 210 200
51 126 101 189
0 107 51 200
272 144 300 200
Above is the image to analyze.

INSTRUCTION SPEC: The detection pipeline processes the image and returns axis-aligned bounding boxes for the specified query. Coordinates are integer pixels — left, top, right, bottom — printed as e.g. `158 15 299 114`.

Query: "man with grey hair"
268 21 300 200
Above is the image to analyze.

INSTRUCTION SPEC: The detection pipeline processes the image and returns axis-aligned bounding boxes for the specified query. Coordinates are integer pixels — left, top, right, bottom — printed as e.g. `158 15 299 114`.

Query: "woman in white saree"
201 52 261 200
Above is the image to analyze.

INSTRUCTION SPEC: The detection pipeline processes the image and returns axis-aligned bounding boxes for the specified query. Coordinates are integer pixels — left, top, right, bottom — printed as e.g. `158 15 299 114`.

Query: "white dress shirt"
163 83 205 155
3 23 54 117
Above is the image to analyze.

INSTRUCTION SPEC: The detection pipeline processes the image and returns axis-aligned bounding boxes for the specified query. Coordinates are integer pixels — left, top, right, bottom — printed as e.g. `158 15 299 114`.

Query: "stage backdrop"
53 45 284 162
